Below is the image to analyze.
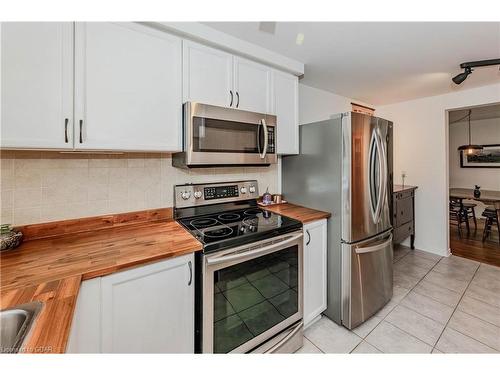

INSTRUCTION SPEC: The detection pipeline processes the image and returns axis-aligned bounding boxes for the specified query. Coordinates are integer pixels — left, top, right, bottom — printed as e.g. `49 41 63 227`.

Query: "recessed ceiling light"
296 33 304 45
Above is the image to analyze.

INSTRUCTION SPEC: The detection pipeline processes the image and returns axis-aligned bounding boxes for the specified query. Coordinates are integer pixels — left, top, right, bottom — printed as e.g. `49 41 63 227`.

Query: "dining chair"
461 202 477 230
481 206 500 245
449 200 468 238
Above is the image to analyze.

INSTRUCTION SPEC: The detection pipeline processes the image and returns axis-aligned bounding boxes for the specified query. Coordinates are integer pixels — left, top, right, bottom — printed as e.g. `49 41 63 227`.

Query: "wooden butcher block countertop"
0 208 202 353
263 203 331 223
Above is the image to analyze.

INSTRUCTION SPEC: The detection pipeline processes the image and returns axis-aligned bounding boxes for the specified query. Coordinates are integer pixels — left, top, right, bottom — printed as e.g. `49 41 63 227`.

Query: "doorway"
447 103 500 266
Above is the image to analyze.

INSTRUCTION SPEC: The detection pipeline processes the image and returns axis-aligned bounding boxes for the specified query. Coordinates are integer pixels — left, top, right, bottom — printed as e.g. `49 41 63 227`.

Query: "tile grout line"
430 262 481 352
460 294 500 328
303 335 325 353
382 320 434 351
376 254 447 351
361 249 443 352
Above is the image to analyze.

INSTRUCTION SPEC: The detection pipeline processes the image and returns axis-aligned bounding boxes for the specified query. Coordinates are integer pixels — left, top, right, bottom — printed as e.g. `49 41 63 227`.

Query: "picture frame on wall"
460 144 500 168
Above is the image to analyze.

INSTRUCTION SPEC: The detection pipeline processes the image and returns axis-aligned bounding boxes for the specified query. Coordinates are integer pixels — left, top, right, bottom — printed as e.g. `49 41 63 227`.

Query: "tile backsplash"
0 151 279 226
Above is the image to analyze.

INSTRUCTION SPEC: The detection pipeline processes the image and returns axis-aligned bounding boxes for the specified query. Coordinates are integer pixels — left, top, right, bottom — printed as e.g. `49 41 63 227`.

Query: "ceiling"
449 103 500 124
203 22 500 106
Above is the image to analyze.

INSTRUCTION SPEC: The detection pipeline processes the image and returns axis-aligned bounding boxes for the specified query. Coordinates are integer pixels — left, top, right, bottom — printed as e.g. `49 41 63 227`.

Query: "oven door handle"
206 233 303 266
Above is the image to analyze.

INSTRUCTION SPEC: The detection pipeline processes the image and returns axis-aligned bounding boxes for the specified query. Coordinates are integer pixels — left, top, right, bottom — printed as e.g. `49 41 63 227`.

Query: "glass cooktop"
178 207 302 253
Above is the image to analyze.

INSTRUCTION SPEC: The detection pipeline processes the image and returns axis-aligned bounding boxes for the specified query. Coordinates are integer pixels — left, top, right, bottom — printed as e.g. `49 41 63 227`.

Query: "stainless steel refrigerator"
282 111 393 329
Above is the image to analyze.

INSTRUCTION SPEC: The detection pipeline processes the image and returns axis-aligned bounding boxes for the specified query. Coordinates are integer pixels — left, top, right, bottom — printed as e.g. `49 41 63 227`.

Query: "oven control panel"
204 185 239 200
174 180 259 208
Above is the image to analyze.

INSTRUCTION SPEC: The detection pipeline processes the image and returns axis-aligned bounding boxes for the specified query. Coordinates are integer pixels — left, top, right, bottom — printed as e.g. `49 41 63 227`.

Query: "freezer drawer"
341 230 393 329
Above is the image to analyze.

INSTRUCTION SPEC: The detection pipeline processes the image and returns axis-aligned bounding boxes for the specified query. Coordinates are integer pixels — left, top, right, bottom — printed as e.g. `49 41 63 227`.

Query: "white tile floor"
296 246 500 353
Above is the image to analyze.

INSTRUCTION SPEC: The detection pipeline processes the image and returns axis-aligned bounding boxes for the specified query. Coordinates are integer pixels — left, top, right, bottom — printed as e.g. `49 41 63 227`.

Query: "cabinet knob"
306 229 311 246
236 92 240 108
229 90 233 107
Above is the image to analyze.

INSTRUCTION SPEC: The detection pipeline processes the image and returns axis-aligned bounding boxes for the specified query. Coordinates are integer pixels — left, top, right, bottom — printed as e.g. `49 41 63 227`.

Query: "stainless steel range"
174 180 304 353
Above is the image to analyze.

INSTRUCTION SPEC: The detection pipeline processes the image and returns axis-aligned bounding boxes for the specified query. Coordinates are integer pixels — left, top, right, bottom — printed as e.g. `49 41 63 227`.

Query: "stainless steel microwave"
172 102 277 168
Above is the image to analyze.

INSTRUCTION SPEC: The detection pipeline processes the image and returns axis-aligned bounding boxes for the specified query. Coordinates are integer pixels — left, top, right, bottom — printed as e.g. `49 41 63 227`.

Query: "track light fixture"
452 67 473 84
452 58 500 85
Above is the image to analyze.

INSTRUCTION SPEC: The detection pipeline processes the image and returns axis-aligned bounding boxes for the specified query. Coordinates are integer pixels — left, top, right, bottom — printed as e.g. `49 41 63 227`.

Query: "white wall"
299 83 356 124
377 83 500 256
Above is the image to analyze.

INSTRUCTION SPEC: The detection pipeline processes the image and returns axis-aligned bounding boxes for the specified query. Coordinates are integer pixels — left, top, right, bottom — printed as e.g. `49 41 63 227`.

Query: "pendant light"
457 110 483 155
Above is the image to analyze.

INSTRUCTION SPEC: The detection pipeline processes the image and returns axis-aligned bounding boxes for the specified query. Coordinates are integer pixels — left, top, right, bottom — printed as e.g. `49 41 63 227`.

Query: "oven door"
202 231 303 353
183 102 277 166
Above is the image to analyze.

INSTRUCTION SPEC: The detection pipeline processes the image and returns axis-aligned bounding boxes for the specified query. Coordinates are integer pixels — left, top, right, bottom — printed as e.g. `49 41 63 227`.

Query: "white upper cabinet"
182 40 234 107
233 57 272 113
74 23 182 152
1 22 74 149
182 42 272 114
272 70 299 154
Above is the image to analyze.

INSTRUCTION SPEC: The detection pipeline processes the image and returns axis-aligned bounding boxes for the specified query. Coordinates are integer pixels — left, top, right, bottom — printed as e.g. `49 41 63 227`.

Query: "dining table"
449 188 500 234
449 188 500 210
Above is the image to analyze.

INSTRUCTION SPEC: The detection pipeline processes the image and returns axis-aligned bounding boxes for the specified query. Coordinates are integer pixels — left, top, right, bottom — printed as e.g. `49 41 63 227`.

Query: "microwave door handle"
260 118 268 159
257 121 262 155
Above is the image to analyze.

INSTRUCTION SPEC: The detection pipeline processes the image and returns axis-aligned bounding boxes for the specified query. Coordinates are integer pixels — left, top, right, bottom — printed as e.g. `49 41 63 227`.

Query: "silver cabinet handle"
229 90 233 107
355 234 393 254
64 118 69 143
206 233 303 266
236 92 240 108
259 119 268 159
306 229 311 246
79 119 83 143
188 261 193 286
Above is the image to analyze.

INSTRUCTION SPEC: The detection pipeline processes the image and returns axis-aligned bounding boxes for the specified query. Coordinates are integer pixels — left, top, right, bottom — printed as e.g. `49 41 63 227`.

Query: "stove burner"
242 215 279 227
202 226 234 238
243 208 262 216
218 213 241 221
190 218 218 228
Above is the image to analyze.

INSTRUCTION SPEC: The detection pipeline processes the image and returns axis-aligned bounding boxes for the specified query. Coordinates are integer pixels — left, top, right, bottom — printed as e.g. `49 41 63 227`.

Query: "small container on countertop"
1 224 23 251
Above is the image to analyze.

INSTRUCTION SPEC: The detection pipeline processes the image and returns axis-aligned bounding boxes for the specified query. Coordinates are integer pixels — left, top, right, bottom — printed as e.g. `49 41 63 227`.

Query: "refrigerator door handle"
368 130 378 222
369 127 384 224
378 126 389 224
374 126 387 223
354 233 393 254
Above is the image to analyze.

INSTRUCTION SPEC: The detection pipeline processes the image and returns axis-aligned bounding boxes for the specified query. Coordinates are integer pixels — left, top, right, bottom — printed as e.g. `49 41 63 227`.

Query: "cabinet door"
1 22 73 149
182 40 233 107
233 57 272 113
101 254 194 353
303 219 327 328
272 71 299 154
74 22 182 151
66 278 101 353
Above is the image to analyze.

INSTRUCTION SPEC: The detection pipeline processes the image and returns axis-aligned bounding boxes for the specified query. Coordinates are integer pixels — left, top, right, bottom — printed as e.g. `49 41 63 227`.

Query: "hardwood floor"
450 218 500 267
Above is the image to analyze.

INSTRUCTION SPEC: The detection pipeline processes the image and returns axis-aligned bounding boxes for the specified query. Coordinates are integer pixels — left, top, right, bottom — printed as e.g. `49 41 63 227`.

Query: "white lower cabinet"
303 219 327 328
67 254 194 353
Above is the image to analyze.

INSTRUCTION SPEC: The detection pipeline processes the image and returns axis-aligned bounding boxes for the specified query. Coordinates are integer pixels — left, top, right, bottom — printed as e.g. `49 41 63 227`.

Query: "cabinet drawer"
393 189 414 200
393 222 414 243
395 197 413 226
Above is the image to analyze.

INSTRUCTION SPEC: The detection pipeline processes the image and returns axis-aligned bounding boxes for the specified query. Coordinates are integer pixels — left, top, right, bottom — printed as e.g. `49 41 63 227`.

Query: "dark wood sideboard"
392 185 417 249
